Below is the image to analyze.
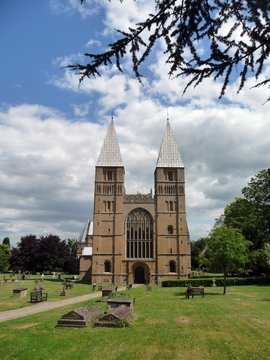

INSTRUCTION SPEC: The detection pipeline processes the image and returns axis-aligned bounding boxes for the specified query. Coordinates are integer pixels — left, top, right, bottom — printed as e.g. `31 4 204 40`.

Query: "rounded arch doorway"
134 266 145 284
133 263 150 284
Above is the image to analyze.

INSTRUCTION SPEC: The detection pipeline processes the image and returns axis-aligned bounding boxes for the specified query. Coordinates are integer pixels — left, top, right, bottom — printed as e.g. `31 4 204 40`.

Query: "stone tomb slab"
13 288 28 298
95 305 132 328
56 306 101 328
107 298 134 311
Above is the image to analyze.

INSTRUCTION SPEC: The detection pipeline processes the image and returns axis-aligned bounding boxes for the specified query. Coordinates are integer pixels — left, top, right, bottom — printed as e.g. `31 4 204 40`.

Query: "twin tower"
81 118 191 285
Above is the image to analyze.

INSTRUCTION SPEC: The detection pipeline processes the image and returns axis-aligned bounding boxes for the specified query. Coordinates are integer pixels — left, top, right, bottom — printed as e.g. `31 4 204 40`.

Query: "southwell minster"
78 118 191 285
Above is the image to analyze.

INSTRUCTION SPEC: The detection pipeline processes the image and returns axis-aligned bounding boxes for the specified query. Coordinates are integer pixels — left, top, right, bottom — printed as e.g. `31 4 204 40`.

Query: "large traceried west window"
126 208 153 259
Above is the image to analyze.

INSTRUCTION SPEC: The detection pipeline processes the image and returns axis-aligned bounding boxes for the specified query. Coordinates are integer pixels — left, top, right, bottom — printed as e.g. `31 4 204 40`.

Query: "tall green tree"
71 0 270 102
191 237 207 270
65 239 79 274
205 226 250 294
0 244 11 273
242 168 270 245
223 197 269 275
2 237 10 246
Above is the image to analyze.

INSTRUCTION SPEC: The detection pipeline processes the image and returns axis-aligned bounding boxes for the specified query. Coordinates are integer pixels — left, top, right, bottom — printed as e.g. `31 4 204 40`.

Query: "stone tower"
91 119 125 285
79 118 191 284
154 120 191 282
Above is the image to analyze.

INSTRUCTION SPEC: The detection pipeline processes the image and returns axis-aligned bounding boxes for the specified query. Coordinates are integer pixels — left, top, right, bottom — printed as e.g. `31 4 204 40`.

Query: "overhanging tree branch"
70 0 270 101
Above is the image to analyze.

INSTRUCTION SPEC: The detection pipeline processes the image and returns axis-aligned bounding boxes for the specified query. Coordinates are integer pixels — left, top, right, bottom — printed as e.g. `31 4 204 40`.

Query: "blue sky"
0 0 103 116
1 0 270 246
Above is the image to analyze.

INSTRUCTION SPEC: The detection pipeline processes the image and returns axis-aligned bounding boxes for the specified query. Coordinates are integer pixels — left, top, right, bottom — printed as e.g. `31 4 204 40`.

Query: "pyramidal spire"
96 119 123 167
156 119 184 168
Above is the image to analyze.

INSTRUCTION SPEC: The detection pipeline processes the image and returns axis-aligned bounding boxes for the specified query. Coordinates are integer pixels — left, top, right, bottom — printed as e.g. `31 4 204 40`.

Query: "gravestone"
102 287 115 301
56 306 101 328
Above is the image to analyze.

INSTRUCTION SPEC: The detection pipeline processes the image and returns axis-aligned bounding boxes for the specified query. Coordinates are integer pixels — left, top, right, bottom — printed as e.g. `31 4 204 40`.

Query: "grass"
0 285 269 360
0 277 93 311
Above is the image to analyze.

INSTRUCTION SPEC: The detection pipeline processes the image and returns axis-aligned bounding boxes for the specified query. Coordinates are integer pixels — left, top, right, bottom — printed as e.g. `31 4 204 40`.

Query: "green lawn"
0 285 269 360
0 277 92 311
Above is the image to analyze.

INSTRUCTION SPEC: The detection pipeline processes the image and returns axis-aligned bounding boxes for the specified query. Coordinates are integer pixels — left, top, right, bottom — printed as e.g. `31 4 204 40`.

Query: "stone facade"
79 119 191 285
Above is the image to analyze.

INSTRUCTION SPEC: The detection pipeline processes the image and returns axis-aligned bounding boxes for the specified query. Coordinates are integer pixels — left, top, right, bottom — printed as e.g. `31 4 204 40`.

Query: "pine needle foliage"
70 0 270 101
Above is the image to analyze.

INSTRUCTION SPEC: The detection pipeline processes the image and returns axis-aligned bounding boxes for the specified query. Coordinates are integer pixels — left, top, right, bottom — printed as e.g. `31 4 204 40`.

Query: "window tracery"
126 208 153 259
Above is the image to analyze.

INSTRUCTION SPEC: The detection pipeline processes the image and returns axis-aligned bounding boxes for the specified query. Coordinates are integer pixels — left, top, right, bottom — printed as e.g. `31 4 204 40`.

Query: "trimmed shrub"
162 277 270 287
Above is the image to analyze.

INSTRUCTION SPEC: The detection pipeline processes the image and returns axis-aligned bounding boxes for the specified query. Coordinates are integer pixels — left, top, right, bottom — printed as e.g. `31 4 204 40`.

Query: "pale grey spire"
156 119 184 168
96 119 123 167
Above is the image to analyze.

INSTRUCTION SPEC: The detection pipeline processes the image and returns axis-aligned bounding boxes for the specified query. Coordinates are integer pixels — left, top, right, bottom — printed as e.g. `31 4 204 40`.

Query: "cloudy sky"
1 0 270 246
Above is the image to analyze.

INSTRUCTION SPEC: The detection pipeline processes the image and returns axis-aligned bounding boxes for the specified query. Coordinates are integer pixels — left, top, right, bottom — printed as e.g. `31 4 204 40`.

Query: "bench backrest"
187 287 204 294
31 290 43 297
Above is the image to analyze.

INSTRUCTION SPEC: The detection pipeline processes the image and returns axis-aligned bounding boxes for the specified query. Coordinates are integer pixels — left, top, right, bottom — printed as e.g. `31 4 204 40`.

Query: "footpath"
0 286 131 323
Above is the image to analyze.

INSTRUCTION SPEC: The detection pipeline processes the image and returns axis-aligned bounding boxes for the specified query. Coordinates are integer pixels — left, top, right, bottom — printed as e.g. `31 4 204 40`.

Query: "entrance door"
134 266 145 284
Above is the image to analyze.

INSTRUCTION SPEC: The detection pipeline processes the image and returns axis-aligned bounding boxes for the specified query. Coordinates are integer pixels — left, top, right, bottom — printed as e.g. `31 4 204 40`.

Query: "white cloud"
50 0 102 19
1 96 270 247
71 102 91 116
3 0 270 247
102 0 156 36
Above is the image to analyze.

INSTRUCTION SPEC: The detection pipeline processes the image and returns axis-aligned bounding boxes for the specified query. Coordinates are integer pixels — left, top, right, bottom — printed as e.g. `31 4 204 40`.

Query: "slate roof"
156 120 184 168
96 119 123 167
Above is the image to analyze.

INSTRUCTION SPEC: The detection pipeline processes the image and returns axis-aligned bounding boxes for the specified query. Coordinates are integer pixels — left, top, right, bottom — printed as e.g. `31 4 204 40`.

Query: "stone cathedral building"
78 118 191 285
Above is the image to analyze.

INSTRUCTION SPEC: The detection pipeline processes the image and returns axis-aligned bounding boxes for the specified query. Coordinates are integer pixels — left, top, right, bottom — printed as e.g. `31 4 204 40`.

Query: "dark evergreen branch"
71 0 270 101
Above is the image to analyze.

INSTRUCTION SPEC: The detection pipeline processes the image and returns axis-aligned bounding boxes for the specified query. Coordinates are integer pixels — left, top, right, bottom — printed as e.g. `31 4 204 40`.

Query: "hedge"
162 277 270 287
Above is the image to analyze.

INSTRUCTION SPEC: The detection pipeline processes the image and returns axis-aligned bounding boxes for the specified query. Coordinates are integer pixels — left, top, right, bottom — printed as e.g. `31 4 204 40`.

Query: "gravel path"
0 286 131 323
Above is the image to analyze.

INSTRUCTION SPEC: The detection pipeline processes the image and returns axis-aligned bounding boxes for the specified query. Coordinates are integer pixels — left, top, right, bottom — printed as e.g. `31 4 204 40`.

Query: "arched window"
169 261 176 273
167 225 174 234
126 208 153 259
104 260 111 273
107 171 113 181
168 171 173 181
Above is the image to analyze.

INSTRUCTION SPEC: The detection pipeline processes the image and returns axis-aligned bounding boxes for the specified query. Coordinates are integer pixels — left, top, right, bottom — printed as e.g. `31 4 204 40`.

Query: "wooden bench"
185 287 204 299
30 290 48 303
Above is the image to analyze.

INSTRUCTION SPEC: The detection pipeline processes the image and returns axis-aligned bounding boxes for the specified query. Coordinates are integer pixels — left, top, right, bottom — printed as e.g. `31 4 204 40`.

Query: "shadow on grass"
44 278 83 284
173 291 223 297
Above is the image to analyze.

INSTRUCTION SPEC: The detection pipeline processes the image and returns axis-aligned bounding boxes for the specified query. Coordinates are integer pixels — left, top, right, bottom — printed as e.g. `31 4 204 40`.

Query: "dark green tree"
65 239 79 274
36 235 69 273
9 235 39 272
9 234 73 274
205 226 250 294
242 168 270 245
2 237 10 246
191 237 207 270
70 0 270 101
0 244 11 273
